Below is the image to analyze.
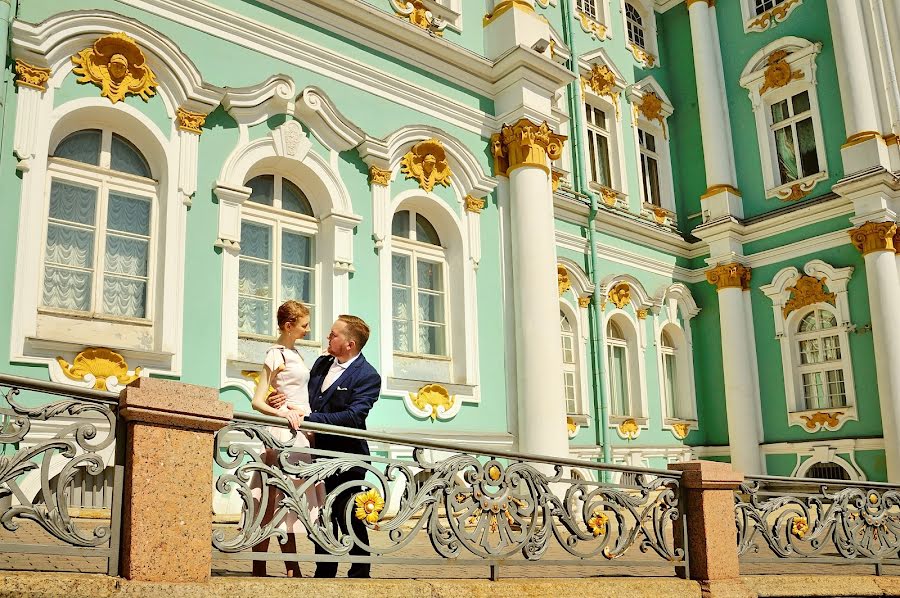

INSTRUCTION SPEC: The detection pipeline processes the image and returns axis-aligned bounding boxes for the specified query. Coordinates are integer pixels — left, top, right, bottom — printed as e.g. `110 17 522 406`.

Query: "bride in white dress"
249 300 322 577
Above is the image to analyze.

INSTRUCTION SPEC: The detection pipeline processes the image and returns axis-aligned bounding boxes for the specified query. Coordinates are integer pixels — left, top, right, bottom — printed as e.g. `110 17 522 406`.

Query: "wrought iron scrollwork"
735 477 900 560
0 384 118 547
213 418 684 566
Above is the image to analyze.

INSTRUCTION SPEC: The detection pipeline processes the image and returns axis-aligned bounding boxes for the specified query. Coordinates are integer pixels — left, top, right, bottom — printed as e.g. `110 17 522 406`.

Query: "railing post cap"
668 460 744 490
119 377 233 431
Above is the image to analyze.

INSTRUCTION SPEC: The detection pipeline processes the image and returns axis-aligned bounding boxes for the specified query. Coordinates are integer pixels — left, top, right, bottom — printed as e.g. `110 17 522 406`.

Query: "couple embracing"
250 300 380 578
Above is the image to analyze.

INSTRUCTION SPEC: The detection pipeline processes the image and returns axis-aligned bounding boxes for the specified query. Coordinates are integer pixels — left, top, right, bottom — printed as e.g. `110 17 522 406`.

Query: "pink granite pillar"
118 378 232 582
668 461 755 598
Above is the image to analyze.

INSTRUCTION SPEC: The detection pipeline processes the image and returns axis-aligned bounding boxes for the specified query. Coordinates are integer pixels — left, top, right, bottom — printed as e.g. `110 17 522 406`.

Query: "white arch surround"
215 118 362 395
380 190 480 417
603 310 648 435
794 451 862 482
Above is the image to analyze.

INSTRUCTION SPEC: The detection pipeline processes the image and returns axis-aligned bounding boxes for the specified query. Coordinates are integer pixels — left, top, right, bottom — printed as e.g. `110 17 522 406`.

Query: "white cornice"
595 211 702 259
741 195 853 243
555 230 589 255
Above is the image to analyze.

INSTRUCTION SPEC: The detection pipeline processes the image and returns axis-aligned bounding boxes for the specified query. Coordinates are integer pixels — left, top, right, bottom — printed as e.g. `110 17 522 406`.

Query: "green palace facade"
2 0 900 510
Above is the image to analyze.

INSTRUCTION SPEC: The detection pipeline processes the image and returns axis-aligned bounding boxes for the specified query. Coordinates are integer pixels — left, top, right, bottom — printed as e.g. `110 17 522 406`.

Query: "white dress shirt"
320 352 360 393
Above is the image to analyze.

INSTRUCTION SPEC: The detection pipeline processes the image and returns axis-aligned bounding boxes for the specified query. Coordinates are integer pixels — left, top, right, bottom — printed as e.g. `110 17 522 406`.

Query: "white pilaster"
706 264 764 475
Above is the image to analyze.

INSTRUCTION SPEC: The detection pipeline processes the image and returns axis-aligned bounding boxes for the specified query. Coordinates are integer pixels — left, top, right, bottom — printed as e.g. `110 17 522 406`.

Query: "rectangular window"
662 352 678 418
280 230 315 333
638 129 661 206
563 372 578 415
585 104 612 187
576 0 598 21
770 91 820 185
608 344 630 416
238 222 273 336
417 258 446 355
392 251 446 356
802 369 847 410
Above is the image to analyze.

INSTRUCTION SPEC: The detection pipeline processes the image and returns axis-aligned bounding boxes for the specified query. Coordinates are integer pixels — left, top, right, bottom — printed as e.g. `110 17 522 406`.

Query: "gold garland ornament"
72 32 158 104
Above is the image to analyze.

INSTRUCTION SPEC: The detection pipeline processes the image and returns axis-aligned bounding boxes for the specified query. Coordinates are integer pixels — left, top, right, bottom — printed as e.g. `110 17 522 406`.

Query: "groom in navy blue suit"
304 315 380 578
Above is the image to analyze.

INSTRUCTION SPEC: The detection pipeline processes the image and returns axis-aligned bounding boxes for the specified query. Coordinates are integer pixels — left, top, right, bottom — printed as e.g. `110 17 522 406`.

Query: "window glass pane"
417 260 442 292
799 312 817 332
49 181 97 226
644 131 656 152
822 335 841 361
46 224 94 269
42 267 92 311
609 345 630 416
54 130 101 166
281 268 312 304
240 222 271 260
802 371 826 409
247 175 275 206
110 134 151 178
597 134 611 187
564 372 577 414
560 310 573 333
647 157 661 205
282 231 313 267
607 320 624 339
105 236 148 277
103 276 146 318
393 320 411 352
661 330 674 348
107 193 151 236
392 287 412 320
792 91 811 114
419 324 445 355
774 125 798 183
820 310 837 329
418 292 444 324
391 210 410 238
826 369 846 407
281 178 314 216
415 214 441 245
392 254 410 285
799 338 820 364
771 100 789 124
239 298 272 336
587 130 598 183
796 117 819 177
663 352 677 417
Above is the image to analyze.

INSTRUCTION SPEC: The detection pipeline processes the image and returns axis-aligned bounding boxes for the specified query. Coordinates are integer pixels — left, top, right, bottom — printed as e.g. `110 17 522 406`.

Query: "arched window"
238 174 317 338
42 129 156 319
796 308 846 410
577 0 598 21
638 128 661 207
561 310 579 414
607 320 631 417
660 330 678 417
625 3 645 49
754 0 787 16
391 210 447 356
804 460 851 481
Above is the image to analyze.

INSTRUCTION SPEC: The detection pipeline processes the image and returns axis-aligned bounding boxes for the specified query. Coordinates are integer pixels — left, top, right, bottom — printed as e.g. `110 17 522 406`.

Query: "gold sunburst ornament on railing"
354 489 385 529
72 32 158 104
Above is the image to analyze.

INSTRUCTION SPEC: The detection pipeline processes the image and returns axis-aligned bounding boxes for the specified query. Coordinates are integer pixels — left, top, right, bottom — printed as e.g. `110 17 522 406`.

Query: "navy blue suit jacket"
306 353 380 456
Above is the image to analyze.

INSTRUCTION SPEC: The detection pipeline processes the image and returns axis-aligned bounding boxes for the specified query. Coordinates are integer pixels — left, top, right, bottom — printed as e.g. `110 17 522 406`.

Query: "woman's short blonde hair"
277 300 310 330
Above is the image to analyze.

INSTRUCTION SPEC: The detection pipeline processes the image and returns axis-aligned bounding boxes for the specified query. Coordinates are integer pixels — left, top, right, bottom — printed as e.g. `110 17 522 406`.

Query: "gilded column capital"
849 221 897 256
176 107 207 134
706 263 751 291
14 60 51 91
464 195 486 213
490 118 567 177
368 165 392 187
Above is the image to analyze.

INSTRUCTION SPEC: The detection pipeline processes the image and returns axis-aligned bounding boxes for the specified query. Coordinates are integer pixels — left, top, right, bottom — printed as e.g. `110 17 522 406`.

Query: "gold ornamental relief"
617 418 640 440
608 282 631 309
558 265 572 296
400 139 452 193
849 221 897 256
14 60 51 91
783 276 835 317
578 295 592 309
56 347 142 391
801 411 844 431
630 45 656 68
759 50 803 95
368 165 392 187
410 383 455 421
706 263 751 291
636 308 648 320
748 0 801 31
576 11 607 40
551 169 564 192
671 422 691 440
176 107 207 134
72 33 158 104
583 65 620 118
464 195 486 213
390 0 444 35
599 186 618 207
637 92 666 137
492 118 567 176
777 181 815 202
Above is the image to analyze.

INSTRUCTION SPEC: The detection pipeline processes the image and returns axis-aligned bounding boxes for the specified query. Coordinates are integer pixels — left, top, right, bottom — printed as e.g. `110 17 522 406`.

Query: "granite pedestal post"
118 378 233 582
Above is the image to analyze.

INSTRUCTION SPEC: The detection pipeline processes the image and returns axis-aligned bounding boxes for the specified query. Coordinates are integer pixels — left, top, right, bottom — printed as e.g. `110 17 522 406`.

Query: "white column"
706 264 764 475
496 119 569 458
687 0 735 189
851 222 900 481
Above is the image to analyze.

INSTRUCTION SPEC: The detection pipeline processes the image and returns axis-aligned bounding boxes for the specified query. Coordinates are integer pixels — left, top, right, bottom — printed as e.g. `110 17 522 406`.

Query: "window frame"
740 38 827 200
637 127 662 207
793 307 848 411
620 0 658 67
627 80 676 216
741 0 803 33
390 210 450 359
41 135 159 324
603 312 647 428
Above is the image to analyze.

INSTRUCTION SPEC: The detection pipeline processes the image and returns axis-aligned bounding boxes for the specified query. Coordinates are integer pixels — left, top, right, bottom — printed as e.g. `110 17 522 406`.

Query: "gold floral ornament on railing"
588 508 608 536
410 383 455 421
72 32 158 104
354 489 385 530
790 516 809 539
400 138 452 193
56 347 141 391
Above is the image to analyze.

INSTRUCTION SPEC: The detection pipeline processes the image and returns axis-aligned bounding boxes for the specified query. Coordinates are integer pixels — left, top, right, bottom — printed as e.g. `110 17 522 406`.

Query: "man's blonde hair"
338 315 370 350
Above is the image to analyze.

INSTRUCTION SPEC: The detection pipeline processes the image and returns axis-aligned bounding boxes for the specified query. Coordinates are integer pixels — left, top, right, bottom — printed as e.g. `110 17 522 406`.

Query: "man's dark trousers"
313 466 370 578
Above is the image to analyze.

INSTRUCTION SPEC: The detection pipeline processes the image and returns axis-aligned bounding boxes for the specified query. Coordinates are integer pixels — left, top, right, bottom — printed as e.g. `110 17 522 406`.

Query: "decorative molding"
671 422 691 440
583 64 620 119
578 295 592 309
558 264 572 296
490 118 566 176
71 32 158 104
551 169 564 192
399 138 452 192
483 0 536 27
759 49 804 95
777 180 815 202
700 184 742 200
800 410 844 433
629 44 656 68
464 195 485 213
406 383 459 421
55 348 142 392
746 0 803 33
783 275 835 317
368 165 392 187
608 282 631 309
13 59 50 91
616 418 640 440
389 0 448 35
176 106 206 134
636 92 666 138
706 263 751 291
849 221 896 255
636 308 648 320
576 11 607 40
